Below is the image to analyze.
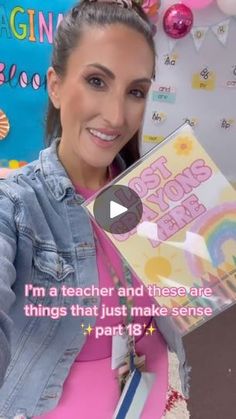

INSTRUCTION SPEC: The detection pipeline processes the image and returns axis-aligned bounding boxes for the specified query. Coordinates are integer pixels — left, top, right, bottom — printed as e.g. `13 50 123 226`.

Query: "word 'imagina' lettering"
0 5 63 43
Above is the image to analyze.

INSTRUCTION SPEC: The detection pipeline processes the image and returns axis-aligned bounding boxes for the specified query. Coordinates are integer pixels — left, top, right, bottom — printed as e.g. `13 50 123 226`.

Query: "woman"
0 0 190 417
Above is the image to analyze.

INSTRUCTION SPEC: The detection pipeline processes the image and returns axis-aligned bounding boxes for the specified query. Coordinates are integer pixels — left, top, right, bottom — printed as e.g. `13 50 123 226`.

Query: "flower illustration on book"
173 136 193 156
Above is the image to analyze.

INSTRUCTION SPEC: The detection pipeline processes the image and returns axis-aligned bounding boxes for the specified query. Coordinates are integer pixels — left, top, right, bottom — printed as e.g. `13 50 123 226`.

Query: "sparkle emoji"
146 323 156 335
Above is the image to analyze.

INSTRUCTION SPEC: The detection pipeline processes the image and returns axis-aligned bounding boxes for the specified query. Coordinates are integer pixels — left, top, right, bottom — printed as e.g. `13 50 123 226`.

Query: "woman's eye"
86 77 146 98
130 89 146 99
87 76 105 88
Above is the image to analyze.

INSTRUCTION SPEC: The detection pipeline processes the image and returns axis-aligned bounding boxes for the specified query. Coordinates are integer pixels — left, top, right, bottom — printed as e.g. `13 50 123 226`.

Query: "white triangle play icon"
110 201 128 219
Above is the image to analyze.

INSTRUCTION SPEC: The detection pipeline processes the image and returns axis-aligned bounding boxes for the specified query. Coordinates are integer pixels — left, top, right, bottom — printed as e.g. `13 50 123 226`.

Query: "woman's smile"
87 128 121 148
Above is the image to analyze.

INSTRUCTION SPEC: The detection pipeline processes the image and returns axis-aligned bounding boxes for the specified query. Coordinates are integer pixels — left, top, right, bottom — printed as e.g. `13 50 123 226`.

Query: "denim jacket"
0 139 190 418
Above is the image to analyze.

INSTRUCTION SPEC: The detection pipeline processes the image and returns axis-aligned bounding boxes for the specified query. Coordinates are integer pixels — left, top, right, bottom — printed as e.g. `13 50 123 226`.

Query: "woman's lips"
88 130 119 149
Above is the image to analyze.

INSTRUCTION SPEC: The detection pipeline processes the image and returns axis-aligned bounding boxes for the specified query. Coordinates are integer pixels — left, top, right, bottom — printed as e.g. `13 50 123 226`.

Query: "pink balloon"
182 0 214 9
163 4 194 39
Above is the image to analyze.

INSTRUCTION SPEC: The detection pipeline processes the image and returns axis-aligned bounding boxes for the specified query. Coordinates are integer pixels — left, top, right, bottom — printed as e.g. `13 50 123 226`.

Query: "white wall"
142 1 236 183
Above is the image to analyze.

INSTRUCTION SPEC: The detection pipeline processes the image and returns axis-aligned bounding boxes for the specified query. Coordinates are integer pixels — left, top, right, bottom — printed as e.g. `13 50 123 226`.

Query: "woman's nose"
102 93 126 129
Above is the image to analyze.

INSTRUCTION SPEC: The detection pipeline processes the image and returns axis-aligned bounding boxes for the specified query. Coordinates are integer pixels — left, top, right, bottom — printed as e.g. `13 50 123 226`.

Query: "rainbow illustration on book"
186 202 236 277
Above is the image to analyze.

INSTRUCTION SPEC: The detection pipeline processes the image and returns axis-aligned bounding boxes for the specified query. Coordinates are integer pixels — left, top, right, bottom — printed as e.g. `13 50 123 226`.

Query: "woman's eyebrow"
86 63 152 84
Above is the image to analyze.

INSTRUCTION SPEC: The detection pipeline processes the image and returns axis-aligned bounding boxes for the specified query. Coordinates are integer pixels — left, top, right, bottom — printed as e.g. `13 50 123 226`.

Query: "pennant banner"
191 27 209 51
165 17 233 52
211 19 230 46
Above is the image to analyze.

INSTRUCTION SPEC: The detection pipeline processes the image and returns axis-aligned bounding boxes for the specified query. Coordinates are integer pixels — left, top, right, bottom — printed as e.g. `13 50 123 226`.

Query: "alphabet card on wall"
192 67 216 91
152 83 176 103
83 124 236 335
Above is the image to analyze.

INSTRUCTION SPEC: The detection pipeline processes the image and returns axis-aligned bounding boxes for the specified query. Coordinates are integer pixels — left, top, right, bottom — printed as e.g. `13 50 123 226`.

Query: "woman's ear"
47 66 61 109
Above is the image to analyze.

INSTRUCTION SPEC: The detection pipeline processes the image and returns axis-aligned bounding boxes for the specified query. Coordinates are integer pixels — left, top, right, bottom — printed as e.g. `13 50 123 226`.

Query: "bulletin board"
0 0 75 168
142 1 236 183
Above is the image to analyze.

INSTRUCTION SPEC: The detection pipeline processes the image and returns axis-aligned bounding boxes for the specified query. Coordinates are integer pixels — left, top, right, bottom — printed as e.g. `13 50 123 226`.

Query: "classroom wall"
142 1 236 183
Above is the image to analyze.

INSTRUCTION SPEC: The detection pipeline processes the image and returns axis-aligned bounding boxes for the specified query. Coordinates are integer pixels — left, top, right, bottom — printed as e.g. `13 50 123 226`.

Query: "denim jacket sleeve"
0 184 18 388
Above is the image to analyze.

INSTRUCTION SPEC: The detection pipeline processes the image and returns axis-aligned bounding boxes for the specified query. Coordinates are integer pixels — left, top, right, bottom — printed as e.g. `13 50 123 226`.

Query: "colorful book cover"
83 124 236 335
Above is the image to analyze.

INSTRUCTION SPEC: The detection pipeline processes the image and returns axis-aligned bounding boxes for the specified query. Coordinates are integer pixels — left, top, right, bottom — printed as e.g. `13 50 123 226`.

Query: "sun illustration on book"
140 249 182 284
173 135 193 156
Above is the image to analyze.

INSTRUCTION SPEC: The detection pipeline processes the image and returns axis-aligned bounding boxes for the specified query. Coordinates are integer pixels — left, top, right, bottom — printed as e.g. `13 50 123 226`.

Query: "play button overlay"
93 184 143 234
110 201 127 219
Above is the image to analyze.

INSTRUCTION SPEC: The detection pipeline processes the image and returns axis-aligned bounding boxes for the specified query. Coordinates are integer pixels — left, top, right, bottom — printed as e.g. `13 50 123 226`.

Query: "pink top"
33 167 168 419
77 197 154 361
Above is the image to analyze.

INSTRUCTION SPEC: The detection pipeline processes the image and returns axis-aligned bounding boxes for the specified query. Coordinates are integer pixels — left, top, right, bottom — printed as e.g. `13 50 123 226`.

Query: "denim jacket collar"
36 138 126 202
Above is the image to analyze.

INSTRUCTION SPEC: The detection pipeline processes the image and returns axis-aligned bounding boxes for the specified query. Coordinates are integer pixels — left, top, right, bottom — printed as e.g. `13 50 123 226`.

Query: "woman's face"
47 24 154 170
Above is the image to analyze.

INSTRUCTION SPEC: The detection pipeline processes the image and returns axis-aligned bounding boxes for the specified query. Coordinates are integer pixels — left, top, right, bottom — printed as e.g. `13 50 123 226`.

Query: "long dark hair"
45 0 156 168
